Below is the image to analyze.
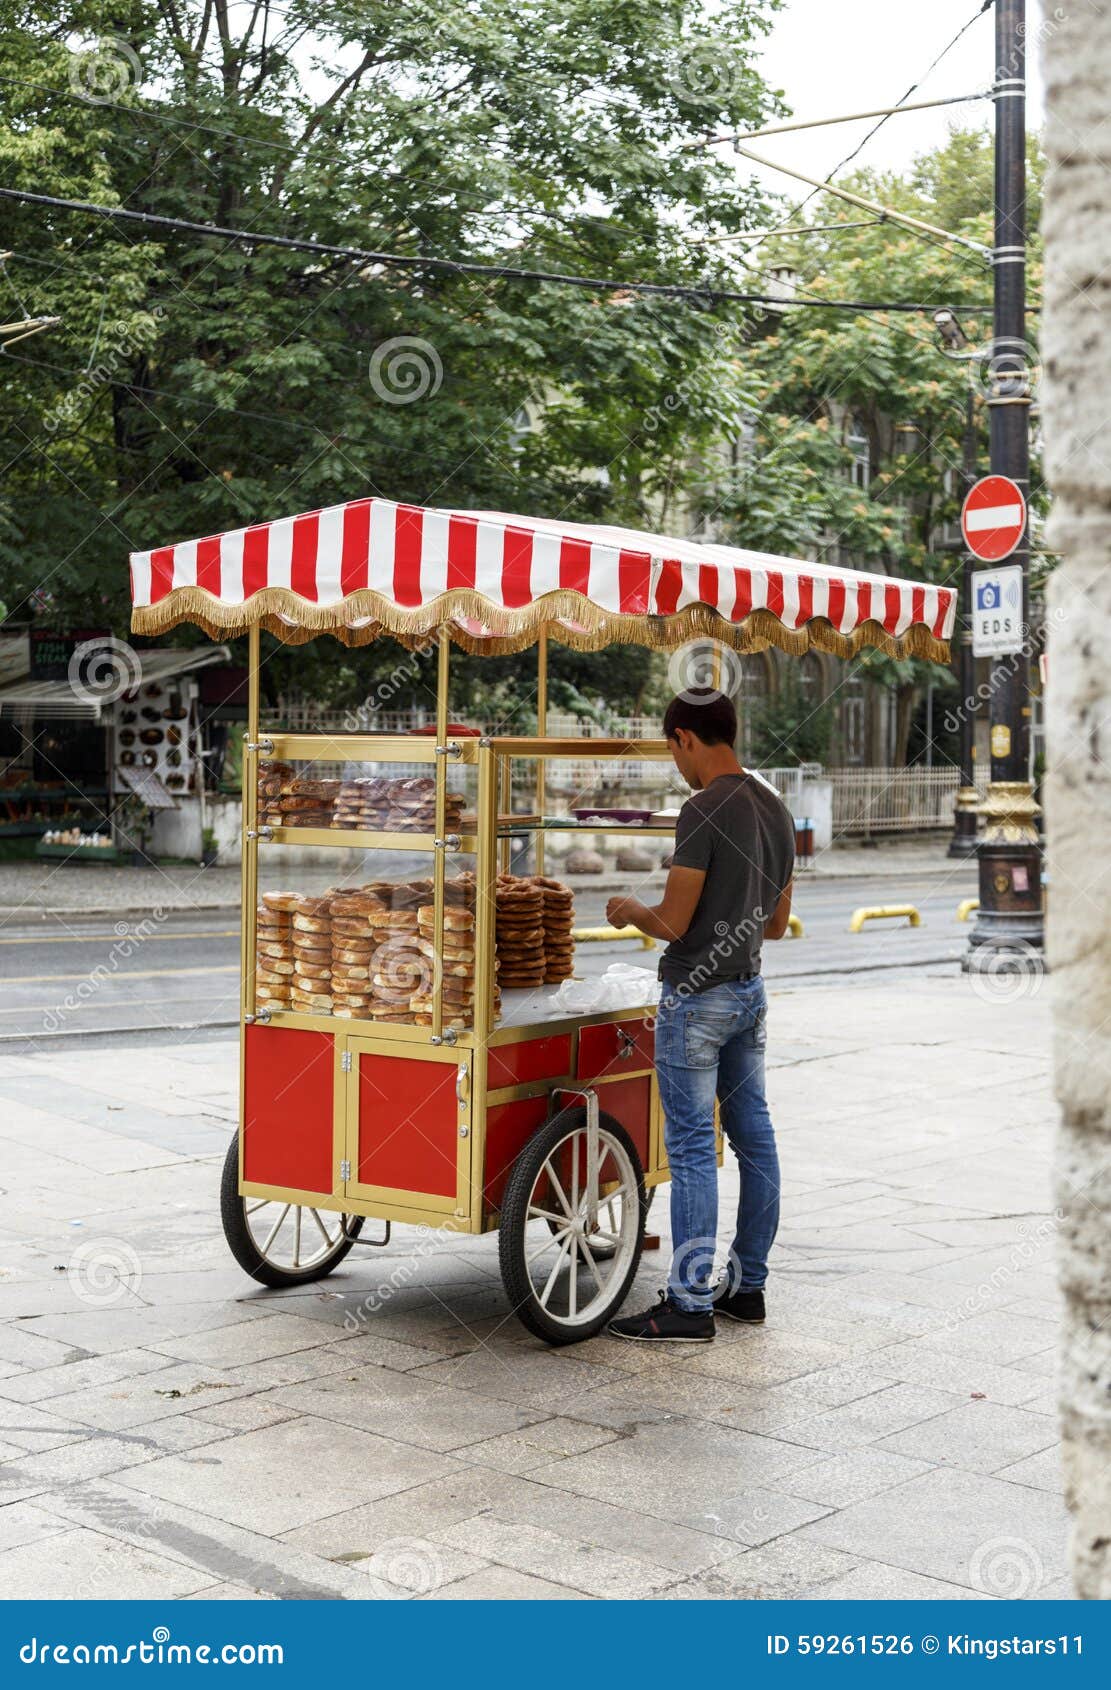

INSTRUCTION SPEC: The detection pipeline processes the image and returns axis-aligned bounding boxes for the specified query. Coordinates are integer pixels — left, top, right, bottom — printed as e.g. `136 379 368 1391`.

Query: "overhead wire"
0 185 999 314
735 0 997 267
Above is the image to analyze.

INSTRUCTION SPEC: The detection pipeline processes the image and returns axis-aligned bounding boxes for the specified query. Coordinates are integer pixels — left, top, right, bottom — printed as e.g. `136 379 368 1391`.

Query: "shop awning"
0 645 232 720
130 498 955 662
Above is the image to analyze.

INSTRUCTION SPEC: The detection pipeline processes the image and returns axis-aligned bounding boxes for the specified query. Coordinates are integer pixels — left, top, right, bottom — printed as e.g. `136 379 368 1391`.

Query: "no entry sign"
961 474 1027 561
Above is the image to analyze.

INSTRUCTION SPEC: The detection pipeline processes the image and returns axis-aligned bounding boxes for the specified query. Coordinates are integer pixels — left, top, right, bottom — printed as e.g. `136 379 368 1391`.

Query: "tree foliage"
695 126 1046 763
0 0 783 714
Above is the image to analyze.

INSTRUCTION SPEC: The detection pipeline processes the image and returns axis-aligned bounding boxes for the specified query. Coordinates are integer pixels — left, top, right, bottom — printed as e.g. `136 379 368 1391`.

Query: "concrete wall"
150 798 203 861
1042 0 1111 1600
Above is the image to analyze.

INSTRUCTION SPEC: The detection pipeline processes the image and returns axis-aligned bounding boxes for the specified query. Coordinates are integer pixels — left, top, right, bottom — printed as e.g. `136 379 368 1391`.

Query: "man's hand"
606 867 706 944
606 896 635 928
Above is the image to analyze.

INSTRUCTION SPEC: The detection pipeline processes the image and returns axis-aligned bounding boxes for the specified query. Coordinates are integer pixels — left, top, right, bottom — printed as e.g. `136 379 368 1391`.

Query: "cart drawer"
488 1033 572 1089
577 1017 654 1080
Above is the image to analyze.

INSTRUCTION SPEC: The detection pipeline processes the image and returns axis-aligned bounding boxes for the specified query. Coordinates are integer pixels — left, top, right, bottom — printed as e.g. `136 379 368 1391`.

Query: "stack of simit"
494 875 546 991
290 895 333 1014
328 888 384 1018
532 875 576 982
331 777 392 832
275 775 340 830
256 762 293 828
366 882 427 1024
254 891 297 1010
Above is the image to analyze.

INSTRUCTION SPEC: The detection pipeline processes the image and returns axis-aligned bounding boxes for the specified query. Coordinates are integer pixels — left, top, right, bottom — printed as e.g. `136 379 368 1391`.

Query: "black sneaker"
715 1286 766 1324
608 1292 715 1343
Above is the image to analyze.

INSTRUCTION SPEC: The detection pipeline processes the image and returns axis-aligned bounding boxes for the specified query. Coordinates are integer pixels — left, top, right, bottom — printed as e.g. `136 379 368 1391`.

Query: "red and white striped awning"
130 497 955 661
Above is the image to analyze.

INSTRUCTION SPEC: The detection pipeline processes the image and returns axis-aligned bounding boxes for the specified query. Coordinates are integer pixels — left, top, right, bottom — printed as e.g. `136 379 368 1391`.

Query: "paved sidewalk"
1 839 970 919
0 972 1067 1601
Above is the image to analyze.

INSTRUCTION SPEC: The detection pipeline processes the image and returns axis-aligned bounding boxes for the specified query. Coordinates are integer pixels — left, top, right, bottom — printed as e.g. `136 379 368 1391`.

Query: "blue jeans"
654 977 780 1314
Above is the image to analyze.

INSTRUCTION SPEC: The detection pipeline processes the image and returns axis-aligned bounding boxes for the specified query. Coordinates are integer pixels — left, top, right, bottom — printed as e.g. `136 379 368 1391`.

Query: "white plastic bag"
553 962 660 1014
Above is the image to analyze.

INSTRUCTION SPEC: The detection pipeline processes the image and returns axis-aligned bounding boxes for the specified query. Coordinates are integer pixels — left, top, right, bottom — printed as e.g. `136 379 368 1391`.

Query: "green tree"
749 669 833 767
694 126 1046 763
0 0 785 717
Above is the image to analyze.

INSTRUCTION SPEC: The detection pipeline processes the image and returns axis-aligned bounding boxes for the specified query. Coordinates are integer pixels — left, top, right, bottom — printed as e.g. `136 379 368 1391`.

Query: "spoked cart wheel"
499 1103 646 1345
220 1132 363 1288
545 1179 656 1260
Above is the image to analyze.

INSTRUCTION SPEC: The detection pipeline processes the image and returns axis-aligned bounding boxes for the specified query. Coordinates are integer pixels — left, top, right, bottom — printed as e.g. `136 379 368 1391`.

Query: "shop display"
109 678 200 812
40 828 113 849
255 872 497 1028
261 767 465 835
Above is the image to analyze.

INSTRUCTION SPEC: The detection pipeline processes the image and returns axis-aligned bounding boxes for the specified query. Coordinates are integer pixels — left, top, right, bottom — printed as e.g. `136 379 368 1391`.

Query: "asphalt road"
0 865 977 1050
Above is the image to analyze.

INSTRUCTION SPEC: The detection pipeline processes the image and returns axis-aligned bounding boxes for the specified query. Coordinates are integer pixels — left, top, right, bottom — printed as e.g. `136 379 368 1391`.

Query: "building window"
798 652 823 711
847 415 871 489
841 675 867 766
737 653 770 760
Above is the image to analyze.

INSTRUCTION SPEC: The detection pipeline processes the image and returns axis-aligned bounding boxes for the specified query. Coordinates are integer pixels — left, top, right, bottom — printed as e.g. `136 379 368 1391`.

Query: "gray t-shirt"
660 773 795 995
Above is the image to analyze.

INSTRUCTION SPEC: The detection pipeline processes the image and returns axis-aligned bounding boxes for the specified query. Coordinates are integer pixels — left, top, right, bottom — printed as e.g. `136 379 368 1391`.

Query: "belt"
657 966 761 986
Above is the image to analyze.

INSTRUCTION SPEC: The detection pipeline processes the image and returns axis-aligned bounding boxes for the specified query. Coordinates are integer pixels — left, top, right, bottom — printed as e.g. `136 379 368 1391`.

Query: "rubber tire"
499 1106 646 1346
220 1131 363 1288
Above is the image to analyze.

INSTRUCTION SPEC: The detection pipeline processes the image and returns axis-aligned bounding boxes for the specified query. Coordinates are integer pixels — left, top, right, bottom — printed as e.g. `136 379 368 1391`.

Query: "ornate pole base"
962 780 1045 971
947 785 981 858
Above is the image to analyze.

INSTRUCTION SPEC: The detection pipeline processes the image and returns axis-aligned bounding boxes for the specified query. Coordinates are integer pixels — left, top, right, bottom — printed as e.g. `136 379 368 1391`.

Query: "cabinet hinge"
341 1050 352 1073
340 1158 351 1181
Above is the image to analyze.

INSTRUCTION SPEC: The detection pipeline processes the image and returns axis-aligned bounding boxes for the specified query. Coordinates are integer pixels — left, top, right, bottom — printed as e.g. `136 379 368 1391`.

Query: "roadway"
0 864 977 1050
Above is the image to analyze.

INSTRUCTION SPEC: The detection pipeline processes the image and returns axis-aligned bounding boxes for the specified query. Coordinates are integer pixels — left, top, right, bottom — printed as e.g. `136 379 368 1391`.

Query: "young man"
605 688 795 1343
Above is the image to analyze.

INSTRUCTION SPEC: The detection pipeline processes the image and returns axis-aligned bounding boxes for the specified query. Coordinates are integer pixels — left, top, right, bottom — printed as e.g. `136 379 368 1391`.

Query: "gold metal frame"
237 631 679 1235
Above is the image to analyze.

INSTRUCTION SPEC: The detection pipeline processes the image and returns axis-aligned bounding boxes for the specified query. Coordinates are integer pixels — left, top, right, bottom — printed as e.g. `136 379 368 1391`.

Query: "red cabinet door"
242 1024 337 1198
350 1046 462 1207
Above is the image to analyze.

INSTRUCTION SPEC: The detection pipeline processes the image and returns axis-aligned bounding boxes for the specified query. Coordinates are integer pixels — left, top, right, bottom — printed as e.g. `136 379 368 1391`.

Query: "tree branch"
269 46 389 198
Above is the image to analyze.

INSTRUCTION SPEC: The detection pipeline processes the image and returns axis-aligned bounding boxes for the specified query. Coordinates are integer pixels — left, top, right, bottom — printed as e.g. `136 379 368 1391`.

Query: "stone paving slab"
0 973 1071 1599
797 1466 1070 1597
0 1525 214 1600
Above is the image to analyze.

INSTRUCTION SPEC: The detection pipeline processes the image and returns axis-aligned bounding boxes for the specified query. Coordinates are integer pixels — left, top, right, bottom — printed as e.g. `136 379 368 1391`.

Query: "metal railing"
828 766 976 836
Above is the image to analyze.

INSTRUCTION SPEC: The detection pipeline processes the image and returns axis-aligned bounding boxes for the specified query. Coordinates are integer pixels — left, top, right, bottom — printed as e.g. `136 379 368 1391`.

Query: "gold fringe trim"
131 585 951 665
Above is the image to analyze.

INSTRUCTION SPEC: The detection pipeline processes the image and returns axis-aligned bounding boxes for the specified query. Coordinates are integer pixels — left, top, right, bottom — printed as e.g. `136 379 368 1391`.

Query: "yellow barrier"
956 898 980 923
573 925 657 950
787 913 804 938
849 904 921 933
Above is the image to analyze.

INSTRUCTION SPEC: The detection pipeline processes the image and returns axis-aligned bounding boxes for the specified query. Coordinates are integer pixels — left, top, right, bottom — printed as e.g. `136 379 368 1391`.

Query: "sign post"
963 0 1044 972
961 474 1027 564
970 562 1024 656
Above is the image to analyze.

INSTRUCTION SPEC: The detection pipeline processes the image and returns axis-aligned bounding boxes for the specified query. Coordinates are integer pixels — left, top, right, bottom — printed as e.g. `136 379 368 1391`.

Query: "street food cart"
130 499 953 1344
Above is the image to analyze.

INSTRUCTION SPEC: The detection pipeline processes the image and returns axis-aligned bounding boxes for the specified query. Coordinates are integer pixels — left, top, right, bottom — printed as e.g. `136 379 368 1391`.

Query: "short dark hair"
663 689 737 746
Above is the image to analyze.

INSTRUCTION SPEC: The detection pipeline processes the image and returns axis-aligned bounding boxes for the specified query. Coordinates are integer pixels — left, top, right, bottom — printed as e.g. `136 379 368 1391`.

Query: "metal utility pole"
965 0 1044 961
949 383 980 858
